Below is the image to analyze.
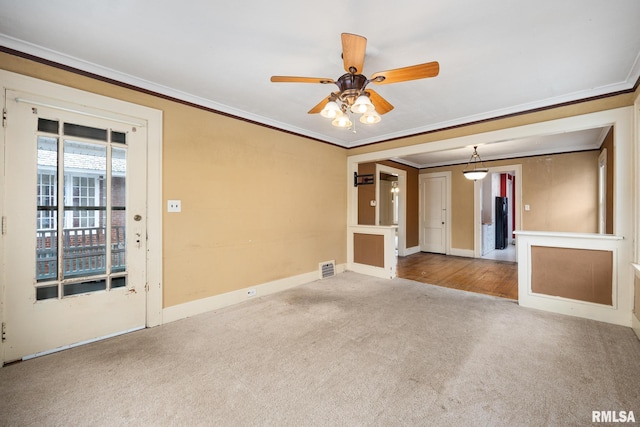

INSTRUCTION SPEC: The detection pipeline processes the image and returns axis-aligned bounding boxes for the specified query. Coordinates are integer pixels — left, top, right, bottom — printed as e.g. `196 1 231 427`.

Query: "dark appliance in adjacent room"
495 196 508 250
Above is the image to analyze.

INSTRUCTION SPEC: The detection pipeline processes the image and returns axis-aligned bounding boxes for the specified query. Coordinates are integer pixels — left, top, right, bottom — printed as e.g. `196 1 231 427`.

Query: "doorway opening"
375 164 407 256
480 170 517 262
475 164 521 263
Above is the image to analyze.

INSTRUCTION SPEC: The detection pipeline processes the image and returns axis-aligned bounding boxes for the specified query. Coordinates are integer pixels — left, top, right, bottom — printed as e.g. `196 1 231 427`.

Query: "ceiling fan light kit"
271 33 439 129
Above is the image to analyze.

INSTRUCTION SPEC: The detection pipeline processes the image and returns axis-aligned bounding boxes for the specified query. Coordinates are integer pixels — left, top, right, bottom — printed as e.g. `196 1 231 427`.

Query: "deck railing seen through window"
36 226 126 281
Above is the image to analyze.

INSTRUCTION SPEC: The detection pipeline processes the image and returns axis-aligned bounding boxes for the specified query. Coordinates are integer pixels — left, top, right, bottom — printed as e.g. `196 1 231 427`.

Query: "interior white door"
420 175 447 253
3 91 147 362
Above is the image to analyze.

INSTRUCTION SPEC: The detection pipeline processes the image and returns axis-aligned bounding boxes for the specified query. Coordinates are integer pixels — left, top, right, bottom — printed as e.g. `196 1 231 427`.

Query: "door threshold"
21 326 144 361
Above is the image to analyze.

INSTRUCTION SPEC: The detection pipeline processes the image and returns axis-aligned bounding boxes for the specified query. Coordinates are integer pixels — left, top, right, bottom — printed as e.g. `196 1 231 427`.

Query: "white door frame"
375 164 407 255
598 148 607 234
419 171 451 255
474 164 522 258
0 70 163 364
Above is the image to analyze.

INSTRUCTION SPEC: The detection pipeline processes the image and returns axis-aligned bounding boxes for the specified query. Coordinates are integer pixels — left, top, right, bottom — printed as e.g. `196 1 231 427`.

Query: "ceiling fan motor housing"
336 73 368 105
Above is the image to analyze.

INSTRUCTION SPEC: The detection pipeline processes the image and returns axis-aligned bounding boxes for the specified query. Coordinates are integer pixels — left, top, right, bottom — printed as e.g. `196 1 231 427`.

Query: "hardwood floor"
396 252 518 300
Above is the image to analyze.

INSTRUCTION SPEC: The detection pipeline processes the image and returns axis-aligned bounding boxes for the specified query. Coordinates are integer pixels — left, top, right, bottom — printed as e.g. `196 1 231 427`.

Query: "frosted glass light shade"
320 101 341 118
360 111 381 124
332 112 352 128
463 168 488 181
350 95 374 114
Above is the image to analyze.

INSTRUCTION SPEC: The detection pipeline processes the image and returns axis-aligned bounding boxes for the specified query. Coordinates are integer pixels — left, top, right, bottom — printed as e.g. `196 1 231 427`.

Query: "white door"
3 91 147 362
420 175 447 253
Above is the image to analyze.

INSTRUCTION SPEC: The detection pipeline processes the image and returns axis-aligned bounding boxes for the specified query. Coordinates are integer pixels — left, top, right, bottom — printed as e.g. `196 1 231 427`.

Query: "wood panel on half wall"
531 246 613 305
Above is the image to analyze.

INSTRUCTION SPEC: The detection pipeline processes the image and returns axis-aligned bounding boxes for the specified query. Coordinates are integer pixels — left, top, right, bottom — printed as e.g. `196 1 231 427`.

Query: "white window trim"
37 171 57 230
65 172 101 229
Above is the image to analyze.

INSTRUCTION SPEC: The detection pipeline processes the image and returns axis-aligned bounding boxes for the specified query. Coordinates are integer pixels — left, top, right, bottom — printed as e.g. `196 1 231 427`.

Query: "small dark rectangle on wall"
531 246 613 306
354 233 385 268
354 172 374 187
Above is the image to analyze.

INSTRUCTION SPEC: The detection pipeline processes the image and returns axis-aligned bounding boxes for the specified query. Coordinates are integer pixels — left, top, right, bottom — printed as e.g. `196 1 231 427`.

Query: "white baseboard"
347 263 394 279
633 313 640 341
518 295 631 327
450 248 475 258
403 246 421 256
162 264 346 324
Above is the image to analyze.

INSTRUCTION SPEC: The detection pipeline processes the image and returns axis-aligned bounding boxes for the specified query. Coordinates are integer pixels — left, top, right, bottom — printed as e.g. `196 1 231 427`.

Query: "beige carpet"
1 272 640 426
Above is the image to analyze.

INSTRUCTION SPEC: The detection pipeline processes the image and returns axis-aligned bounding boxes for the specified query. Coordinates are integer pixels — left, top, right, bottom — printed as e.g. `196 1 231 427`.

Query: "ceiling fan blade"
308 94 334 114
371 61 440 85
366 89 394 115
270 76 335 84
341 33 367 74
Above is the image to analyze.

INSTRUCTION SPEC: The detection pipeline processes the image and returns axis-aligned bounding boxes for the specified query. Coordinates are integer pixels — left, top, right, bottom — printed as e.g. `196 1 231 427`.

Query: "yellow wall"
421 151 600 250
2 49 637 308
521 151 599 232
0 52 348 308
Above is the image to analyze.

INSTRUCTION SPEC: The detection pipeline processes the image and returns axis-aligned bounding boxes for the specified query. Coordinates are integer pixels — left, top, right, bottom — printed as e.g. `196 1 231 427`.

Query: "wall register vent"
319 260 336 279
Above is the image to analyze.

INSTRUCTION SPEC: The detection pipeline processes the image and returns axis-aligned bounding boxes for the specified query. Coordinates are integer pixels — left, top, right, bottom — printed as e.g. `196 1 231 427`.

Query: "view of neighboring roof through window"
38 118 127 145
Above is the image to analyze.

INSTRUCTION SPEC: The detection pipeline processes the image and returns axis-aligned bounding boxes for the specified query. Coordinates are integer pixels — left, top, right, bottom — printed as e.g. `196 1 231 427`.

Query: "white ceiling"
393 126 611 168
1 1 639 161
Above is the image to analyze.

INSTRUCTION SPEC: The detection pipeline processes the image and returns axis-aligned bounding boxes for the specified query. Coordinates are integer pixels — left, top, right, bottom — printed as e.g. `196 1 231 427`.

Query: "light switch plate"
167 200 181 212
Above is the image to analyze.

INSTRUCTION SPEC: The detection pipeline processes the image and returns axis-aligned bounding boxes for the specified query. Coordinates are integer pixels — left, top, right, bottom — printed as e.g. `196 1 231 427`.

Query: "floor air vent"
319 260 336 279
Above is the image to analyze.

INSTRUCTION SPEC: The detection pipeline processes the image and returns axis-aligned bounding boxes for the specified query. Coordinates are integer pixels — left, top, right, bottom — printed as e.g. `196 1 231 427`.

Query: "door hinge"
1 216 6 235
2 108 6 127
1 322 6 342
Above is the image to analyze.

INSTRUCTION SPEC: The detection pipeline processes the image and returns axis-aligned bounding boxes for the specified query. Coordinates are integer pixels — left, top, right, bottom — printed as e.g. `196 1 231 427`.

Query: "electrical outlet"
247 289 257 297
167 200 181 212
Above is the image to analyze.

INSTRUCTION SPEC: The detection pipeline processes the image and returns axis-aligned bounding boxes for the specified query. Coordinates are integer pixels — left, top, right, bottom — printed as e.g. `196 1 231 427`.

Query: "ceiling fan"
270 33 439 127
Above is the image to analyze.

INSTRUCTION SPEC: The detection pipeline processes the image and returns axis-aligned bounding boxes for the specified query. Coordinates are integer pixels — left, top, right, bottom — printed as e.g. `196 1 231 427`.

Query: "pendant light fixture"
462 146 488 181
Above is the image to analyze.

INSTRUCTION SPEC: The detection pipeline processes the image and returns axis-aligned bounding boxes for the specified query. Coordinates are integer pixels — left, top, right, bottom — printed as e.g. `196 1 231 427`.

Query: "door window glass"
35 118 128 300
36 136 58 284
